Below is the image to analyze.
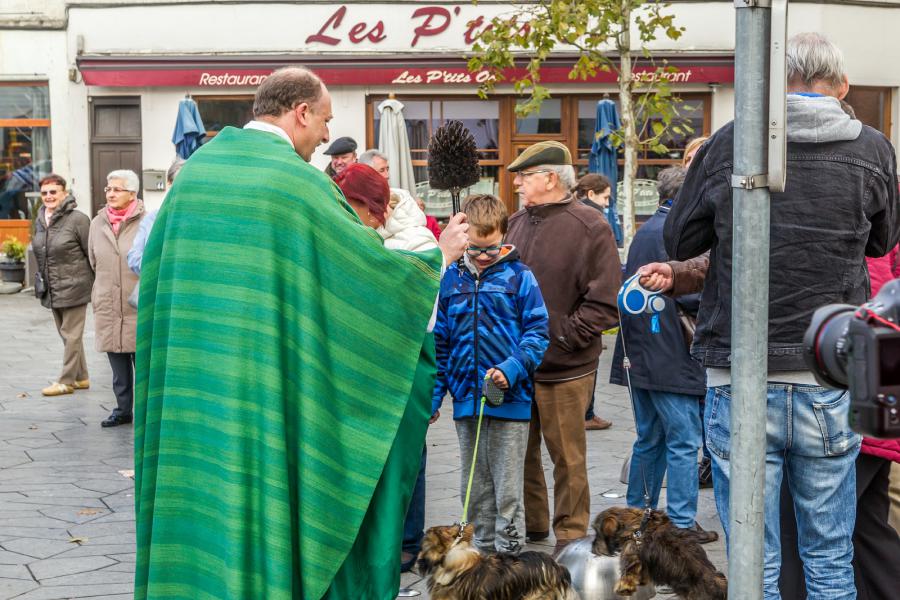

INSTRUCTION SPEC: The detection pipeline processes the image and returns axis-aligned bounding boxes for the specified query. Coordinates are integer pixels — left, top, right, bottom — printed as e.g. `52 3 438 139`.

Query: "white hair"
358 149 388 166
543 164 577 191
786 32 846 88
107 169 140 192
166 158 186 184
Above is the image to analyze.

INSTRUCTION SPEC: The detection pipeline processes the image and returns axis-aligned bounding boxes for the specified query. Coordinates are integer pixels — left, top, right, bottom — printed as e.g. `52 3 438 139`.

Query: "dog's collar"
631 507 653 546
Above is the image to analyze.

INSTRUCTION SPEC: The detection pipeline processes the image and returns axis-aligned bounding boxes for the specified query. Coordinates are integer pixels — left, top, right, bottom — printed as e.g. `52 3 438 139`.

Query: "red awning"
76 54 735 88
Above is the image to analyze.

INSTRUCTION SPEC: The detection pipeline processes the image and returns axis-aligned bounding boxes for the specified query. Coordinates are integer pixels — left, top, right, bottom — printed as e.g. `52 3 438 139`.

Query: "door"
90 97 141 215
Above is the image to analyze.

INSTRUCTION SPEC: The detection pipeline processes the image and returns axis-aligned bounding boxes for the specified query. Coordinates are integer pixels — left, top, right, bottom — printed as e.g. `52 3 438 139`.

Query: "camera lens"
803 304 856 388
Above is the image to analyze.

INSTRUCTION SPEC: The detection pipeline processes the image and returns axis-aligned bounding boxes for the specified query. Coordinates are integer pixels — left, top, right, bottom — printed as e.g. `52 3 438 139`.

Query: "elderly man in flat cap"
323 136 358 178
505 141 622 555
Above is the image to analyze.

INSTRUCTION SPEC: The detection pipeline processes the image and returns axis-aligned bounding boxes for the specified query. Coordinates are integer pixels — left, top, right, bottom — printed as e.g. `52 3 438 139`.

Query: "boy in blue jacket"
431 194 549 554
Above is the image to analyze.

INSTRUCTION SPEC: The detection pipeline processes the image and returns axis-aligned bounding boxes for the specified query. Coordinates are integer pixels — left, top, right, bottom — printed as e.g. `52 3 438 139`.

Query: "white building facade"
1 0 899 222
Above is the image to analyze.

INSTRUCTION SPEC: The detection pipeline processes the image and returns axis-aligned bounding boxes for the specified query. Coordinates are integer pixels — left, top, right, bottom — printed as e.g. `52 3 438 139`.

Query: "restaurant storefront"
76 51 730 215
3 1 895 219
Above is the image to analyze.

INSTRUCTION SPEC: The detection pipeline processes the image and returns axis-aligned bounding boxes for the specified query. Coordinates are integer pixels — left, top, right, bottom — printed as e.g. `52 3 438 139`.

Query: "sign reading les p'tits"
306 4 497 48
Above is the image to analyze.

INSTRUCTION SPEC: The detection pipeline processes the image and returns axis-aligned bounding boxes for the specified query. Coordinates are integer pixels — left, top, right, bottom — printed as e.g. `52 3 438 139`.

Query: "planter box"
0 261 25 284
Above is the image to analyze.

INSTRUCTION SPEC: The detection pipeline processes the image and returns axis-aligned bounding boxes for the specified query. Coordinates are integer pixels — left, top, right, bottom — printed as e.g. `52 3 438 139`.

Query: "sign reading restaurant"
77 3 735 88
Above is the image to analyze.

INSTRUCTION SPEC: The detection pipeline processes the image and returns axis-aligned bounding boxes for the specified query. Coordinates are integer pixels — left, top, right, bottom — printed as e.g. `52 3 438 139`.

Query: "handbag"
34 271 47 298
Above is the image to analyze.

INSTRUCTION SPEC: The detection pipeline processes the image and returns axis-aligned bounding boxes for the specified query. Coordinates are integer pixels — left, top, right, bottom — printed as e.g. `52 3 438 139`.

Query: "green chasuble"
134 126 442 600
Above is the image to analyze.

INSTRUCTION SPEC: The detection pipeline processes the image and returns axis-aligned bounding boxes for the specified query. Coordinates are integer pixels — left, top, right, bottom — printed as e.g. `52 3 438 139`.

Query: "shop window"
371 97 501 217
845 87 891 136
0 83 51 221
515 98 562 135
575 94 709 181
195 96 254 138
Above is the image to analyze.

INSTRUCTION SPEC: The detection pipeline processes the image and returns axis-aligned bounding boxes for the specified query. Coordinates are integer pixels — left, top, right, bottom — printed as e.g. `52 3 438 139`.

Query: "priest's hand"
439 213 469 266
638 262 674 292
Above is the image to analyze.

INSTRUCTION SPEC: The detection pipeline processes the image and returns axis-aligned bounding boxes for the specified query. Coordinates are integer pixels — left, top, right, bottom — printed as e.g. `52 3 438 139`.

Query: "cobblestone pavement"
0 292 725 599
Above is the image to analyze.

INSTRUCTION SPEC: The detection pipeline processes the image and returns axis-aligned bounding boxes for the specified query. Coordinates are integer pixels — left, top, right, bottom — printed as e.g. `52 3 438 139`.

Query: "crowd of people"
27 30 900 600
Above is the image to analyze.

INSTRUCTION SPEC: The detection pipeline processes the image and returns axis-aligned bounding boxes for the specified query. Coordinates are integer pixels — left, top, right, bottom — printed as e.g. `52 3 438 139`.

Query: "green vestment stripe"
134 127 442 600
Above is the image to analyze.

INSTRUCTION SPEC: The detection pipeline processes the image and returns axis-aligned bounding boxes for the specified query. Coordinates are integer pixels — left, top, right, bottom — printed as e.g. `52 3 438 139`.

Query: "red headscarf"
335 163 390 225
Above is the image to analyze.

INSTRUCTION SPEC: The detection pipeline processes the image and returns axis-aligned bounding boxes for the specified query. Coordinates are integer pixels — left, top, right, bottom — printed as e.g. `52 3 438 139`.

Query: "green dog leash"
460 376 489 526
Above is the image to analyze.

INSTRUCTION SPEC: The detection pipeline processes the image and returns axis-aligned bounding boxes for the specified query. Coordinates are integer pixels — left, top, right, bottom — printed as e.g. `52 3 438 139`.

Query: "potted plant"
0 236 27 284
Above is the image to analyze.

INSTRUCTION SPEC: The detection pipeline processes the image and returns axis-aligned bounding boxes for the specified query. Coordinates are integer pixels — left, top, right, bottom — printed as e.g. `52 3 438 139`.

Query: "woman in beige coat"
89 169 144 428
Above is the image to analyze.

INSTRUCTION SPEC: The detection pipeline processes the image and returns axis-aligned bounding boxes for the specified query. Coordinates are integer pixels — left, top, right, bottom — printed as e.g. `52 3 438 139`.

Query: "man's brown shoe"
585 416 612 430
73 379 90 390
42 383 74 396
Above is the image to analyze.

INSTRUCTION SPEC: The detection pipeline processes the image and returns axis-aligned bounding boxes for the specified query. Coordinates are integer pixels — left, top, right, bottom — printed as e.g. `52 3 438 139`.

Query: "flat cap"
323 136 358 156
506 140 572 172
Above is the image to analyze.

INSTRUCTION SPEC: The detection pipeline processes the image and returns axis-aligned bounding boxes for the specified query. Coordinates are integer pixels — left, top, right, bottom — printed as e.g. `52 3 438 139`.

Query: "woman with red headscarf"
335 161 440 577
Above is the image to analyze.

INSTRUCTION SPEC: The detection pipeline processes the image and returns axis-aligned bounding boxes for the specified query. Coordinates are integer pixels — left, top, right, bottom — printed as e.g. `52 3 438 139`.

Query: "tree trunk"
618 0 638 255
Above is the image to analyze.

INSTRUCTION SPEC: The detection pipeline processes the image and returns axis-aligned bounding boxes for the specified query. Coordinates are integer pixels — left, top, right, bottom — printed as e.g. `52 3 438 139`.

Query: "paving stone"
0 579 39 599
37 566 132 585
10 583 133 600
29 555 116 581
0 562 33 579
51 544 132 560
1 538 75 559
0 548 33 564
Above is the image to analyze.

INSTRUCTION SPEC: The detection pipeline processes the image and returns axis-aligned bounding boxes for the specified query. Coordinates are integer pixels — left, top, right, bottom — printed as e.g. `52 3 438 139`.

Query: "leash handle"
461 376 489 524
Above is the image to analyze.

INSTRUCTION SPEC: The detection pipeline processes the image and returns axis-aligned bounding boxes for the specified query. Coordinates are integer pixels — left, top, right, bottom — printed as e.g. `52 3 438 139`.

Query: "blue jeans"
626 387 703 528
705 384 860 600
402 446 426 555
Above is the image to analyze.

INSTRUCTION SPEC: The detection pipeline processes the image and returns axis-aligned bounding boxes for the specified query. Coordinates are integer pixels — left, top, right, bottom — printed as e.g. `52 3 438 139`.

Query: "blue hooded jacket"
432 246 549 421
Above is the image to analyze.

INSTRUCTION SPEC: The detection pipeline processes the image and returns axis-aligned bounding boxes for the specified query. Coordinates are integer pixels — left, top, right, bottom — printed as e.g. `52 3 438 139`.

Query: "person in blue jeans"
660 32 899 600
609 167 716 543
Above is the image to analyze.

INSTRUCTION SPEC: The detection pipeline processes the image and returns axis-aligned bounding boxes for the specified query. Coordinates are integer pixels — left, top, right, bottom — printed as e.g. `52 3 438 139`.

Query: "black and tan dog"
416 523 579 600
592 507 727 600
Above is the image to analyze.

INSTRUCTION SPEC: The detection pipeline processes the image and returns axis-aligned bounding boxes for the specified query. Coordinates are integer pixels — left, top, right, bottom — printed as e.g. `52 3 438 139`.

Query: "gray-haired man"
665 32 900 599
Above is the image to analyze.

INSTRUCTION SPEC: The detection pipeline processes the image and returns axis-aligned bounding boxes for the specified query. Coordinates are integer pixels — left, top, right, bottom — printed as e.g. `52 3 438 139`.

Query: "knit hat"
335 163 390 224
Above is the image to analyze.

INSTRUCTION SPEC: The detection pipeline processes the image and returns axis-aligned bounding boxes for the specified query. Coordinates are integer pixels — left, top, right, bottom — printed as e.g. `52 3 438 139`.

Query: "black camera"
803 279 900 439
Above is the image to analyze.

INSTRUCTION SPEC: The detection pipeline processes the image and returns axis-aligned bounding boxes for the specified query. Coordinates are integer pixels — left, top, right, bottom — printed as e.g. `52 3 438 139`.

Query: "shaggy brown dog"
416 523 579 600
592 507 727 600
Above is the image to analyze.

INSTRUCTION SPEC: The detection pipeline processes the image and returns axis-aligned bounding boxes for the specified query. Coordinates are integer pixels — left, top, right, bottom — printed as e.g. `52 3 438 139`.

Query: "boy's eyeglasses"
466 245 502 258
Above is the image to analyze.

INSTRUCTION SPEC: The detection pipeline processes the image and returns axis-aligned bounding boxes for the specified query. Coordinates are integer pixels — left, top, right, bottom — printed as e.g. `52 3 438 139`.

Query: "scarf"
107 200 137 235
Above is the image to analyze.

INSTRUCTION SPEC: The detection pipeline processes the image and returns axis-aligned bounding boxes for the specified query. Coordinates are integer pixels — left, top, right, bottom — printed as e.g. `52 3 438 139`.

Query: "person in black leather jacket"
664 32 900 600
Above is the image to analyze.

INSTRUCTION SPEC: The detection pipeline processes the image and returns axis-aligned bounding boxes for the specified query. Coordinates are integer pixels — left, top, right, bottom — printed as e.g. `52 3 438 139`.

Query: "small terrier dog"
416 523 579 600
592 507 727 600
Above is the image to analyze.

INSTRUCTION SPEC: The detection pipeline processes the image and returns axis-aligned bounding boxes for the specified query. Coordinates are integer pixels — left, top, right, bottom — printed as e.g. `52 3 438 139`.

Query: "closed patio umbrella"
378 98 416 197
172 98 206 160
589 99 623 246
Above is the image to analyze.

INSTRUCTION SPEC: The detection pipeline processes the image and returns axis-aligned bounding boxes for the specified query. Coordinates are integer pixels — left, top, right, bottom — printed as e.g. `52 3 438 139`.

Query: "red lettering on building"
464 16 492 45
306 6 346 45
365 21 387 43
411 7 452 47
